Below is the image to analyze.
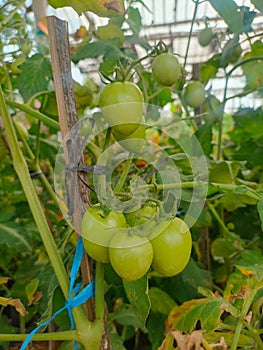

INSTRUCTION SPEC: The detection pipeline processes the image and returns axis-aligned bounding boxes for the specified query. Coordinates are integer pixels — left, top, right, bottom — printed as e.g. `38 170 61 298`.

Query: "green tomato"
109 232 153 282
150 217 192 277
81 207 127 263
99 81 144 135
125 204 158 227
220 38 242 66
183 81 206 108
198 27 214 47
152 53 181 86
202 95 222 123
112 123 145 153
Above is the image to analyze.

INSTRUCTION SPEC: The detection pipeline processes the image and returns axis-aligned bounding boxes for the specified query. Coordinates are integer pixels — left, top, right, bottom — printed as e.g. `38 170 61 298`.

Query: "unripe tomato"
183 81 206 108
125 204 158 227
150 217 192 277
198 27 214 47
99 82 144 135
151 53 181 86
109 232 153 282
220 38 242 66
112 123 145 153
81 207 127 263
202 95 222 123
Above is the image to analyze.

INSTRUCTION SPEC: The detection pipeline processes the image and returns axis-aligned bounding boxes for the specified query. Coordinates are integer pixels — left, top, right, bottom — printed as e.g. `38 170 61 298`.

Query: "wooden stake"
47 15 95 322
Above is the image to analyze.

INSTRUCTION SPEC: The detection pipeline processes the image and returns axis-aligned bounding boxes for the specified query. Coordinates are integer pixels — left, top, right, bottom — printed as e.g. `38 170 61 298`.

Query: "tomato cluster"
98 51 207 153
81 206 192 282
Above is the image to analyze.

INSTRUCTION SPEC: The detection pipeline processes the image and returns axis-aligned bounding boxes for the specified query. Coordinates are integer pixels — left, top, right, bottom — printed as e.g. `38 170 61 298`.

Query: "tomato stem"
95 262 105 320
114 157 133 193
183 0 200 68
230 282 263 350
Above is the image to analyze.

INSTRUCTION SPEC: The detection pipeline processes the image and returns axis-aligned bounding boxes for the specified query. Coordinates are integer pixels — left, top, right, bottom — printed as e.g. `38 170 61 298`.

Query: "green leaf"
109 304 144 328
211 232 244 259
72 39 123 63
156 259 213 304
126 6 142 34
201 54 220 84
149 287 176 315
147 312 167 350
48 0 124 17
242 43 263 90
194 122 213 156
25 278 39 306
167 297 239 332
17 54 52 101
251 0 263 13
204 330 253 347
219 190 257 211
0 223 31 252
257 199 263 231
209 0 244 34
123 275 151 331
108 331 127 350
99 60 116 76
209 160 243 184
0 314 17 335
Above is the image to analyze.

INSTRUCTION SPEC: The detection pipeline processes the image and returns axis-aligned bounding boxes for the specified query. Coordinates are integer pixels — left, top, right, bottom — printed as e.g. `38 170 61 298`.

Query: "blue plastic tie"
20 237 95 350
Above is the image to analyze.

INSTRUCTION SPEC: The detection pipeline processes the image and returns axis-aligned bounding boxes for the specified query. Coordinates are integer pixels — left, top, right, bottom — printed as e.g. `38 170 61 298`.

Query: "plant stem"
207 202 230 238
0 331 78 342
0 86 102 349
114 157 133 193
0 86 69 300
230 282 263 350
6 100 60 129
184 0 199 67
243 321 263 349
95 262 105 320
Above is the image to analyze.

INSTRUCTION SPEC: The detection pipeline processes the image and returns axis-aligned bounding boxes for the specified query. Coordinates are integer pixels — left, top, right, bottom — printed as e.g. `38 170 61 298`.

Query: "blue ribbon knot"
20 237 95 350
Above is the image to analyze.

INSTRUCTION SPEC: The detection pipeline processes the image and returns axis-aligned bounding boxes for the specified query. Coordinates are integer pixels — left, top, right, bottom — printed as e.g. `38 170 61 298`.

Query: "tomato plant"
151 52 181 86
99 81 144 135
1 0 263 349
109 232 153 282
81 207 127 263
150 217 192 276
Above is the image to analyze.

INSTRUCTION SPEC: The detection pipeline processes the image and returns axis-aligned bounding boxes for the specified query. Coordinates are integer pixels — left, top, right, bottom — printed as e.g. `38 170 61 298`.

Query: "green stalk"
114 157 133 193
0 86 103 349
0 331 78 342
183 0 199 67
6 100 60 129
243 321 263 349
95 262 105 320
230 282 263 350
0 86 68 298
207 202 231 238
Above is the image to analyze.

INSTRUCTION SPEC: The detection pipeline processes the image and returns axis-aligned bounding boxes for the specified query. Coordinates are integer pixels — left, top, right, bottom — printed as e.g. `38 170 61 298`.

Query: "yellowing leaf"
166 298 239 333
48 0 125 17
0 277 10 285
0 297 27 316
